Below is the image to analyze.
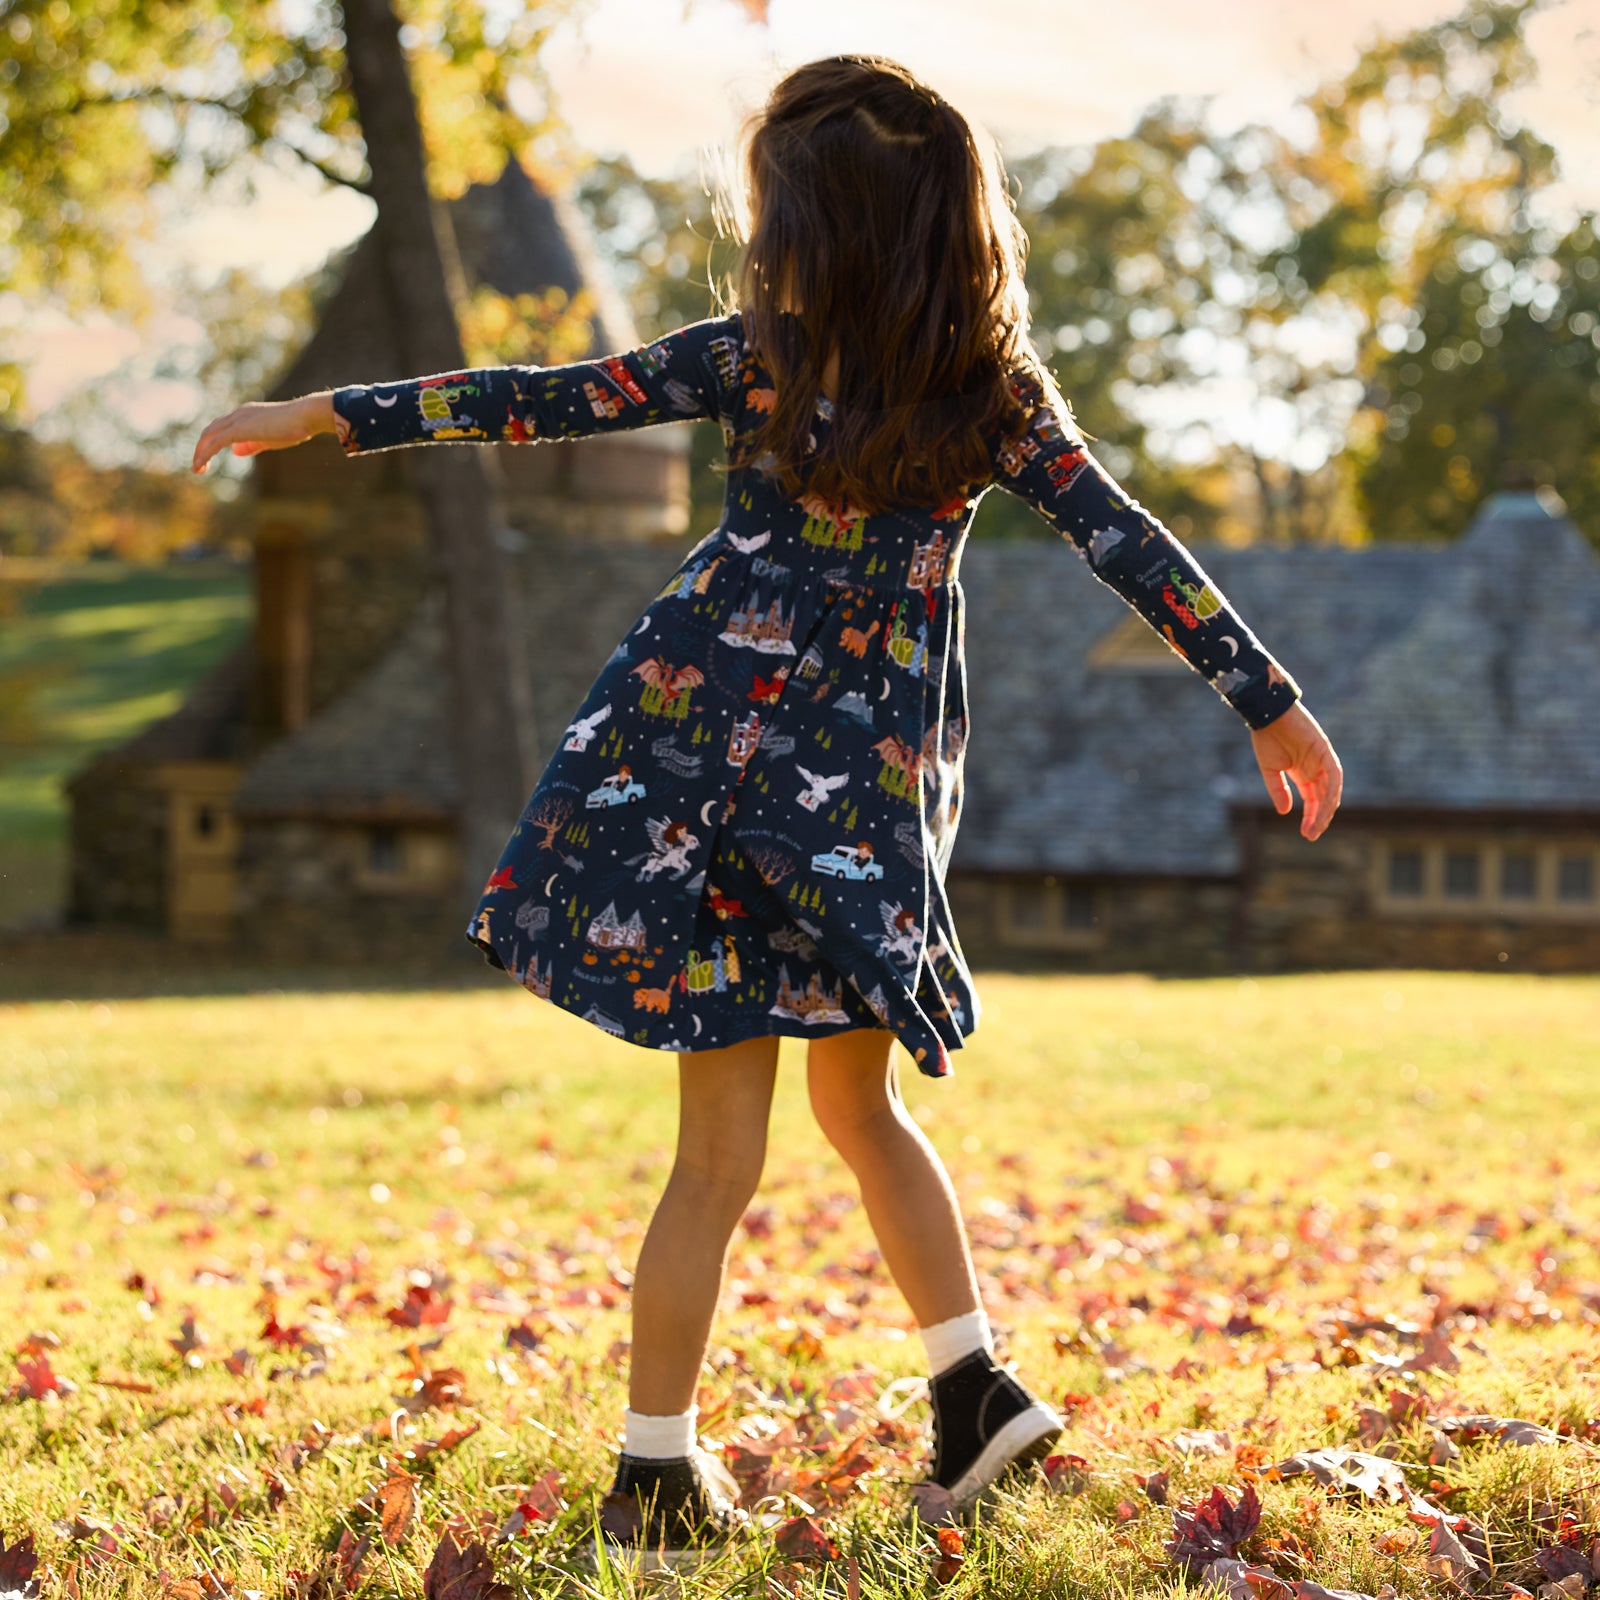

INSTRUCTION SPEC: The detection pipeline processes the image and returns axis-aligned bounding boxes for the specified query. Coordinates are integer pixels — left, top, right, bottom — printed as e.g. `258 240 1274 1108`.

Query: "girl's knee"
671 1133 767 1214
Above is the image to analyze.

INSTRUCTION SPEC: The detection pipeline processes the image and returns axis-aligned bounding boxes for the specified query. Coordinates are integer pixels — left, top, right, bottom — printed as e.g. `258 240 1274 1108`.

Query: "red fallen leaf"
1045 1454 1093 1495
410 1366 468 1411
1535 1548 1593 1586
1167 1483 1263 1571
422 1528 513 1599
1387 1387 1430 1425
222 1349 255 1377
1137 1469 1171 1505
396 1422 481 1468
387 1286 453 1329
263 1468 292 1509
774 1515 838 1563
932 1525 964 1584
14 1331 60 1358
260 1314 308 1350
906 1481 958 1526
0 1531 40 1597
125 1271 162 1307
13 1355 74 1400
499 1469 566 1539
1116 1498 1141 1522
504 1320 542 1354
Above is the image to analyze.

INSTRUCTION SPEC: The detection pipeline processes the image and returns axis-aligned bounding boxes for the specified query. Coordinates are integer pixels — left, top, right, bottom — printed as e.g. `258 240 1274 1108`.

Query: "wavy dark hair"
711 55 1070 516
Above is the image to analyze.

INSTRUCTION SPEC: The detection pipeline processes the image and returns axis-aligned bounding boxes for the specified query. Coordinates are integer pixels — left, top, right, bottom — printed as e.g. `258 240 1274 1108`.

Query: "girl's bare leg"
628 1035 780 1416
806 1027 979 1325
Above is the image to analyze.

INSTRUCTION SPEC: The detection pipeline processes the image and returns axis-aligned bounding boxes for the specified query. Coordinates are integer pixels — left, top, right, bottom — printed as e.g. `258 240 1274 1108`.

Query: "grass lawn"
1 969 1597 1597
0 561 251 928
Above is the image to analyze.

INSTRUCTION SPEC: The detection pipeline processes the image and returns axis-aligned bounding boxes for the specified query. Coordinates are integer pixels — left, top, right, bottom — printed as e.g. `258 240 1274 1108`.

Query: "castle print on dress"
331 311 1302 1077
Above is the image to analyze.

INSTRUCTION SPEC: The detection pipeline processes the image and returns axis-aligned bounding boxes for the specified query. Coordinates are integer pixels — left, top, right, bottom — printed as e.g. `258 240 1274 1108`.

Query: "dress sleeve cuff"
1229 668 1302 731
330 386 370 457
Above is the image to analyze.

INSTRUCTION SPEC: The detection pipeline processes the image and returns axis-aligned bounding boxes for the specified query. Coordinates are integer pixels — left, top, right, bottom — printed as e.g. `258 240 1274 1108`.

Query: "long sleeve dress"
331 311 1301 1077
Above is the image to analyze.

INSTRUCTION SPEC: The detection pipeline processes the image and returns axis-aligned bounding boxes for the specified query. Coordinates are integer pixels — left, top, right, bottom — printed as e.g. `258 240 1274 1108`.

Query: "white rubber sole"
946 1401 1063 1508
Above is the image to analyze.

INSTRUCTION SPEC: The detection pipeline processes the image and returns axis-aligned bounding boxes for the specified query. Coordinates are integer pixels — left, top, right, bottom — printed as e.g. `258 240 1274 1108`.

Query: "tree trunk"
340 0 536 917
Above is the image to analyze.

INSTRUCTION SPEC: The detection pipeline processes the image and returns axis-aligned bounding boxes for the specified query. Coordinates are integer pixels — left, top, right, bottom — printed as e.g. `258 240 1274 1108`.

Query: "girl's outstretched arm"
992 368 1342 840
191 311 744 472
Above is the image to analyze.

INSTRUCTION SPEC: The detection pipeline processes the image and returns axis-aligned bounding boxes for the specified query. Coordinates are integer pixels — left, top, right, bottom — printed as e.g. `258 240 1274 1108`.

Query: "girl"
193 54 1343 1566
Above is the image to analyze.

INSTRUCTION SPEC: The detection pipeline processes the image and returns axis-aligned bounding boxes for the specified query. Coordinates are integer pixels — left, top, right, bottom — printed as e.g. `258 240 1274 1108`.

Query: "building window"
1388 848 1425 897
1443 850 1480 898
367 827 403 876
1500 852 1537 899
995 877 1102 950
1376 838 1600 920
1558 855 1595 903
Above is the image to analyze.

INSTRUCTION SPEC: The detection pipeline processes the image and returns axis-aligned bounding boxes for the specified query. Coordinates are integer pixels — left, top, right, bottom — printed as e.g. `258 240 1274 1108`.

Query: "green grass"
0 561 250 926
1 970 1598 1596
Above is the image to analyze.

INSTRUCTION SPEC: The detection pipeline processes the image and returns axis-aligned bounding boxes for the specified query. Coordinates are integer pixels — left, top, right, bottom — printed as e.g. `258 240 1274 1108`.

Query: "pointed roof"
266 156 640 402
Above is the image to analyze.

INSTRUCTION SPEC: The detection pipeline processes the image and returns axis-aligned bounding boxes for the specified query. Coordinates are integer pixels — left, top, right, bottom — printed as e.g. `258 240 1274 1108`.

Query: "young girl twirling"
194 53 1342 1568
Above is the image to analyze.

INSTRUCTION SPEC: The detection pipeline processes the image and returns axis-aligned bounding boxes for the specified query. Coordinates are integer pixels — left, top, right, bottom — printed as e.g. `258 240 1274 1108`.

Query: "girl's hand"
1251 700 1343 841
191 393 335 473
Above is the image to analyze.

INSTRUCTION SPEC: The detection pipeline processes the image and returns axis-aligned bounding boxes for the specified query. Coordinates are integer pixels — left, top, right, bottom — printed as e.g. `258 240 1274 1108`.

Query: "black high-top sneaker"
926 1351 1062 1511
591 1448 746 1571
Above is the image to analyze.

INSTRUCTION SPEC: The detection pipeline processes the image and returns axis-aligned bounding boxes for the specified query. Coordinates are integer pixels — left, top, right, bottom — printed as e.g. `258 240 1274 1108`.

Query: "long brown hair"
712 55 1067 516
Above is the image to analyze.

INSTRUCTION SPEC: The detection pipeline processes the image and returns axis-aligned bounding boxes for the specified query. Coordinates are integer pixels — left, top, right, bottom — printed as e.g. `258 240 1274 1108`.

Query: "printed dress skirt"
465 517 976 1079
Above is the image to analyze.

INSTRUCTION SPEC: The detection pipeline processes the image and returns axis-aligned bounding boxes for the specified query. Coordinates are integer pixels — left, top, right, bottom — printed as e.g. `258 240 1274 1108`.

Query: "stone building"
68 157 692 949
948 483 1600 973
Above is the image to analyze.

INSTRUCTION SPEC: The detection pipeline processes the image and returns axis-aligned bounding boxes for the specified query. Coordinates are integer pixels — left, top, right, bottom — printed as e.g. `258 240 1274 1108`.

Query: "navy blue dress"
331 312 1301 1076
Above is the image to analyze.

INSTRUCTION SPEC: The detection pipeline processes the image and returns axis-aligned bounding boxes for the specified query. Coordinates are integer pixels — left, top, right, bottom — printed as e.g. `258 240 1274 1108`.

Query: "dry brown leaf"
376 1468 418 1546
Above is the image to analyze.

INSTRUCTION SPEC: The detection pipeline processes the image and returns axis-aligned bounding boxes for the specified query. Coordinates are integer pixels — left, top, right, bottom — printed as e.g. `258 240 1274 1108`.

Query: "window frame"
1372 836 1600 921
994 876 1103 950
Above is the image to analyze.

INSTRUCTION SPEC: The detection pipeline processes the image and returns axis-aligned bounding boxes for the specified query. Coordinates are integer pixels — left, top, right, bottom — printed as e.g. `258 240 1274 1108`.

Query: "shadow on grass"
0 928 507 1003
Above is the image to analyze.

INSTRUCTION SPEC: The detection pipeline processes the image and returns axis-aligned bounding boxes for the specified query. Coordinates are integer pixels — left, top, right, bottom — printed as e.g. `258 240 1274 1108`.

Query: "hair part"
711 54 1069 516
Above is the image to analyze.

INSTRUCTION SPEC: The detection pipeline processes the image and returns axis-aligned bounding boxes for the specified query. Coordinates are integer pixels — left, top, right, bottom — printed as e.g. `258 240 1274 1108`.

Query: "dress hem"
464 929 962 1072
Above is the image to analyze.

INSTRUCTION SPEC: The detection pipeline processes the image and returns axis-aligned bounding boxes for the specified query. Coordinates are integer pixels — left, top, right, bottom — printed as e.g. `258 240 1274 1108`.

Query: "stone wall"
1237 809 1600 972
234 817 464 962
947 871 1238 973
67 763 168 931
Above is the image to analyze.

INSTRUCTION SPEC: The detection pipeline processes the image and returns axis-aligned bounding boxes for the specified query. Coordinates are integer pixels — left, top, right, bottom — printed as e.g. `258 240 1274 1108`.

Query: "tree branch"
64 85 373 199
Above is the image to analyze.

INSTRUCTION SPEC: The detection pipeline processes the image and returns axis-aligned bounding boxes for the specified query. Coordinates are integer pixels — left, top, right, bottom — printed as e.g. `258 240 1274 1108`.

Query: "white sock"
623 1406 698 1460
919 1309 994 1376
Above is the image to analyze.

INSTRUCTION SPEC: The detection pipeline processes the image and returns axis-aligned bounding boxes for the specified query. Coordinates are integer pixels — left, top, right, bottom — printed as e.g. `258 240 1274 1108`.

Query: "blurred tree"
0 0 586 902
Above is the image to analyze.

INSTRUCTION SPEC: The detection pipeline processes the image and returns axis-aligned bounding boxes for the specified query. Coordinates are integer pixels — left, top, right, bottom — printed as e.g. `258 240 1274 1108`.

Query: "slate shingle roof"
953 488 1600 876
231 489 1600 868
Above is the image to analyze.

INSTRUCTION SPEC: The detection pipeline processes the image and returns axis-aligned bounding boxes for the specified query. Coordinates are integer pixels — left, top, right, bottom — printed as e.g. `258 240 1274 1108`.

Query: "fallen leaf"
0 1531 40 1598
377 1467 417 1546
932 1525 964 1585
1274 1449 1409 1503
1172 1429 1234 1457
1169 1484 1263 1571
1400 1329 1461 1375
422 1529 512 1599
1535 1548 1593 1586
773 1515 838 1563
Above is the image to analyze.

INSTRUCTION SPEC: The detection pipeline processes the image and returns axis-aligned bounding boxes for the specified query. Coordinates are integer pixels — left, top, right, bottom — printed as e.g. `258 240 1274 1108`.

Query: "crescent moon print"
386 311 1307 1079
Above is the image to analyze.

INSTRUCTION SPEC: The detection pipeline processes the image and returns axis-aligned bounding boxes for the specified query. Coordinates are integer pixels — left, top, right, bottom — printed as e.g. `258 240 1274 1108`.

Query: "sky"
12 0 1599 441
